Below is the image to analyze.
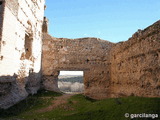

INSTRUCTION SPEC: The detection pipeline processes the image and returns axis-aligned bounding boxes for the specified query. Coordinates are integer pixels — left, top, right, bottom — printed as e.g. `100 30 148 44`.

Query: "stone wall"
42 20 160 99
42 33 114 99
0 0 45 109
110 20 160 97
0 0 159 109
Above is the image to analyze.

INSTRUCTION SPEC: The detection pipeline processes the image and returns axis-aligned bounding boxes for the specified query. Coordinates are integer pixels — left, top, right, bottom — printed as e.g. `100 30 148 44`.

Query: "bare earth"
37 94 74 113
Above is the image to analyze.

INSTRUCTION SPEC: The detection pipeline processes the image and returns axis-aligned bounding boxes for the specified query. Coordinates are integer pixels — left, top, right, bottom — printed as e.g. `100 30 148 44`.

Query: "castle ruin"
0 0 45 109
0 0 160 109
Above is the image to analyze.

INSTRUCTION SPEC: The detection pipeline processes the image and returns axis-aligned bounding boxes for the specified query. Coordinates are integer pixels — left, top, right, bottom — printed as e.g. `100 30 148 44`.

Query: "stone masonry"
0 0 45 109
42 33 113 99
110 21 160 97
42 20 160 99
0 0 160 109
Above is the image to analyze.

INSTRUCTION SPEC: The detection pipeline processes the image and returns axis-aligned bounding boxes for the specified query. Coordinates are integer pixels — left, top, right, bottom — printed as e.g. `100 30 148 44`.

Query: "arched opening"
58 71 84 94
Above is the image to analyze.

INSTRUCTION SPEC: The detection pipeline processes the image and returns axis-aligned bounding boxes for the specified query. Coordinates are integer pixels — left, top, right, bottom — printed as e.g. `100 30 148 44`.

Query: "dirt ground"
37 94 74 113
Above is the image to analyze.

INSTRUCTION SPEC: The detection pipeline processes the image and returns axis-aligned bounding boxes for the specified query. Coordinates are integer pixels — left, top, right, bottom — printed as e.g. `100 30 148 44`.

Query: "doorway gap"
58 71 84 94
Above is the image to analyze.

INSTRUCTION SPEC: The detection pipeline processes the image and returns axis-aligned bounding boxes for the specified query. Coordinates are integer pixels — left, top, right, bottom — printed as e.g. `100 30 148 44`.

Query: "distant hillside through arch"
58 71 84 94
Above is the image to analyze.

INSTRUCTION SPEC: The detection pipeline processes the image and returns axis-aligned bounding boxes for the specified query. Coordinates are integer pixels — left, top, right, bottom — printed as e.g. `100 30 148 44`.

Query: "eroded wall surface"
42 20 160 99
0 0 45 109
0 0 159 109
110 20 160 97
42 33 114 99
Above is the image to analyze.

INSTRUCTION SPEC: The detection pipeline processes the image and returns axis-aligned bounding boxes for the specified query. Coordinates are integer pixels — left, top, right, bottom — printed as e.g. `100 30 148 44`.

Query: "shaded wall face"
110 21 160 97
42 35 114 99
0 0 45 109
0 1 4 31
0 1 4 52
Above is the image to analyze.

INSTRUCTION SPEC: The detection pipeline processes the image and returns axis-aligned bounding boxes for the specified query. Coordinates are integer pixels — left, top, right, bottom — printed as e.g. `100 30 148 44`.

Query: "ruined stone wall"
0 0 45 109
0 0 159 108
110 20 160 97
42 33 114 99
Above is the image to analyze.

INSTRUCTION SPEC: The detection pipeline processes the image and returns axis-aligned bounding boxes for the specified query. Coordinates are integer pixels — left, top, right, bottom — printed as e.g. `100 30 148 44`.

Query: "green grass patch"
64 95 160 120
33 89 63 97
0 92 160 120
0 90 63 119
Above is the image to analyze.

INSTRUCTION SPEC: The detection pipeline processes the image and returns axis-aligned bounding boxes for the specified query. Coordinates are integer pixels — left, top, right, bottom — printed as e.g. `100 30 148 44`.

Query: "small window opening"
58 71 84 94
25 33 33 59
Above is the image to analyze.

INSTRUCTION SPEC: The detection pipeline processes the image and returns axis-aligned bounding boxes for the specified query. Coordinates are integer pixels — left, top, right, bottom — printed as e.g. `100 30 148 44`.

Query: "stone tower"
0 0 45 109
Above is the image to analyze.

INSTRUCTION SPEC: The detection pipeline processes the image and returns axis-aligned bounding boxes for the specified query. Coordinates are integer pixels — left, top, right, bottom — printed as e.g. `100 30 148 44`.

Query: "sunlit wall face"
59 71 83 76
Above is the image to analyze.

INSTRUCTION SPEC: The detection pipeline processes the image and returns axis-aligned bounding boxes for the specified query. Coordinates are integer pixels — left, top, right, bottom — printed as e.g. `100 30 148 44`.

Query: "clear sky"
45 0 160 43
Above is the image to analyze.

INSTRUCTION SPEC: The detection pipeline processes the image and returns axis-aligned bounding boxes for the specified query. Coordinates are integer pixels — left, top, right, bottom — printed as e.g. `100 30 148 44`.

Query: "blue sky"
45 0 160 43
